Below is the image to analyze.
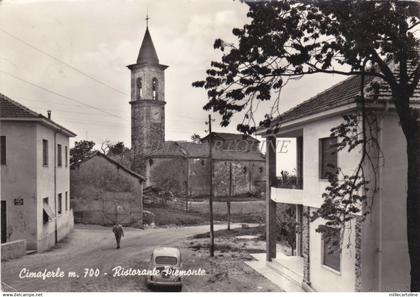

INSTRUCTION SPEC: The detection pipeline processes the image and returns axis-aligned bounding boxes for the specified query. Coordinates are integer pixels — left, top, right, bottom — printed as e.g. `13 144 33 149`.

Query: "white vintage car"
146 247 182 291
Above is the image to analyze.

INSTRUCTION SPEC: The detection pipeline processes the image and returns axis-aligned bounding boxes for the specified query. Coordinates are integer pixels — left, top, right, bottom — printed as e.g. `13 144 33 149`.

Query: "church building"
127 24 266 198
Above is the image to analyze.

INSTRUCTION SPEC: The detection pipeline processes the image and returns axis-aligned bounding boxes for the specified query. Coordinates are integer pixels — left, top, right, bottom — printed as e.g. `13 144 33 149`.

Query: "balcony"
273 173 303 190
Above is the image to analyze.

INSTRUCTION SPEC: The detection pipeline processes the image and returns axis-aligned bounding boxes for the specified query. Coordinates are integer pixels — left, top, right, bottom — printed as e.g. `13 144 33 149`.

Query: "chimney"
47 110 51 120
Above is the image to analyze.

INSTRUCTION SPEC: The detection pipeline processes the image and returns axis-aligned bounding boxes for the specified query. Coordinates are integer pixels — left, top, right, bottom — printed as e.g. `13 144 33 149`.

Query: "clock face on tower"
151 106 161 123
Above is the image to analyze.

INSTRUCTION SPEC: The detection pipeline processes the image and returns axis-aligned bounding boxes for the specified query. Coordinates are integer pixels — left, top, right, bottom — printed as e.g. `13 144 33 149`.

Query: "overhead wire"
0 27 129 97
0 70 124 119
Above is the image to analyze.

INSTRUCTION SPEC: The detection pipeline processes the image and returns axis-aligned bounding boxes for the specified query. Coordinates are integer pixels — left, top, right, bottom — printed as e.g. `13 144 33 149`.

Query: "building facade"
258 74 419 291
70 152 144 226
1 93 76 252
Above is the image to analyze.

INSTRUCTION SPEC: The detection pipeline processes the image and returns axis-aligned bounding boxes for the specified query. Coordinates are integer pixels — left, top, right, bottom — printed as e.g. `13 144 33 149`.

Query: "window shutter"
321 137 337 179
0 136 6 165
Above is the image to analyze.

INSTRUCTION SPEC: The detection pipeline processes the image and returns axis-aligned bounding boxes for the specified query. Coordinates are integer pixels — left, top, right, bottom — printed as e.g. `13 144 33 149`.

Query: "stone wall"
147 157 188 193
302 206 311 288
354 216 363 291
1 239 26 260
188 159 265 197
131 100 165 175
145 156 265 197
129 62 166 176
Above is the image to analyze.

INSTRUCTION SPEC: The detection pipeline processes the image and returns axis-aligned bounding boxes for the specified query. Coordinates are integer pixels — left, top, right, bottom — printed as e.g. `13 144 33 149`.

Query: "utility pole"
227 162 232 231
206 114 215 257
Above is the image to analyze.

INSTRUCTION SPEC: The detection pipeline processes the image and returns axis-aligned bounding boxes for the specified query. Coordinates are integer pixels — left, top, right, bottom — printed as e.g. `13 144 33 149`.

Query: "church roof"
201 132 260 143
137 27 159 65
147 141 265 161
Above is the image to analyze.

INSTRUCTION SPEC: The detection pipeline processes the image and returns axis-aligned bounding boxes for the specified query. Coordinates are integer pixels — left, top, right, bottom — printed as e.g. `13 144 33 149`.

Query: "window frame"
43 197 49 224
57 144 62 167
42 139 49 166
319 137 338 180
0 136 6 165
65 146 68 167
321 227 342 273
57 193 62 215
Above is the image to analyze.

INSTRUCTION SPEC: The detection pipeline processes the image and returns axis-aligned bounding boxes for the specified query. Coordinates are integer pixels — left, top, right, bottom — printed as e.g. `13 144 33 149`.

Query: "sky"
0 0 349 172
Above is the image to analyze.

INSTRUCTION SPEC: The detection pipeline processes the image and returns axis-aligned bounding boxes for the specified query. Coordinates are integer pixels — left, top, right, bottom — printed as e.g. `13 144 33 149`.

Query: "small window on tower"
152 78 158 100
136 78 143 99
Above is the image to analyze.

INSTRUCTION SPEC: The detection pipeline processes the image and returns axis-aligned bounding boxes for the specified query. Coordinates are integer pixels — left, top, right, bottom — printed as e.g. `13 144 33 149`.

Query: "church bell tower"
128 20 168 175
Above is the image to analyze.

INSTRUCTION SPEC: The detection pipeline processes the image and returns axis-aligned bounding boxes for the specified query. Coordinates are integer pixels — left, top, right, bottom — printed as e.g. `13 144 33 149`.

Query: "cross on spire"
146 10 150 27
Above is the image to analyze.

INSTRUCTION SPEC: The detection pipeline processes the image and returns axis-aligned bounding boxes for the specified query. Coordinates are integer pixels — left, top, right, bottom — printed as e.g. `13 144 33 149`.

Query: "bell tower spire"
127 22 168 176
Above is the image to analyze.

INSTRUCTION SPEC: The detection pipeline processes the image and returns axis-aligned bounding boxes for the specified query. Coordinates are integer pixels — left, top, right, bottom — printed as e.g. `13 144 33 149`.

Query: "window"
322 228 341 272
42 139 48 166
152 78 158 100
136 77 143 99
57 144 62 167
43 198 49 224
320 137 337 179
65 146 68 167
201 159 205 166
58 193 62 214
0 136 6 165
155 256 177 265
65 192 68 211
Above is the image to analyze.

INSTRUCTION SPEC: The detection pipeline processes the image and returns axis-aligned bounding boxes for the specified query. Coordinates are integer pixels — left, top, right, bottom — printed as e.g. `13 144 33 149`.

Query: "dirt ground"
145 200 265 226
1 224 281 292
179 226 281 292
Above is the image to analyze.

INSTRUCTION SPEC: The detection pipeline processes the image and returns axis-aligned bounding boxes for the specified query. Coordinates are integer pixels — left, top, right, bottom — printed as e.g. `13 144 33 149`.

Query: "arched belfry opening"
136 77 143 99
152 78 158 100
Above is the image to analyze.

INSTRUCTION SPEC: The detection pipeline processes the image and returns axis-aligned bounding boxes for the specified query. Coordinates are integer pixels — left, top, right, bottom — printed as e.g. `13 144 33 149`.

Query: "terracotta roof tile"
0 93 39 118
0 92 76 136
271 75 376 126
268 59 420 128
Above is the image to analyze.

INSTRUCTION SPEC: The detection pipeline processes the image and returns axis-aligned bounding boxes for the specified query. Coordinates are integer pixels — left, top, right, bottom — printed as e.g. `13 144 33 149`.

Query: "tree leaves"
192 0 419 135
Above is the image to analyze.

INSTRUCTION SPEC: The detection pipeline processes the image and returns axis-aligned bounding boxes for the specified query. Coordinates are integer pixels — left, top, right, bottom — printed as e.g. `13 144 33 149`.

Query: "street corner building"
257 69 420 291
127 25 266 197
0 93 76 256
70 152 145 227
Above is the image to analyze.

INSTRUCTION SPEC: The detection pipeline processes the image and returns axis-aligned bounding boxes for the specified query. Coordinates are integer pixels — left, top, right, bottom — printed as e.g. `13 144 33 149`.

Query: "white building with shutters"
257 73 420 292
1 93 76 252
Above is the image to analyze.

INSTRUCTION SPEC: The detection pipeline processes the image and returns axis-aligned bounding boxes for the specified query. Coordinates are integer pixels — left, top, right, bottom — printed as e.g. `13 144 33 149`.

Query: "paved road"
1 224 240 292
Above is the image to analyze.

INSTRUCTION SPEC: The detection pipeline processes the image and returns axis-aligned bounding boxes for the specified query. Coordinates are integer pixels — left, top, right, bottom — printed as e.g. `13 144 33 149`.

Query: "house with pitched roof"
70 151 144 226
256 73 420 291
0 93 76 252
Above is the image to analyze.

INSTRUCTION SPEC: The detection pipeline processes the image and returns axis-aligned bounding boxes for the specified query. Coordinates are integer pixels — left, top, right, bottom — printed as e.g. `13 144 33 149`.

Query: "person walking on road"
112 223 124 249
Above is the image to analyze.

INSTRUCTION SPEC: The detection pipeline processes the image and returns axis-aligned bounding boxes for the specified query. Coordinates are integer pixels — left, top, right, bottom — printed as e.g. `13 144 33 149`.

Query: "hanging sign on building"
14 198 23 206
